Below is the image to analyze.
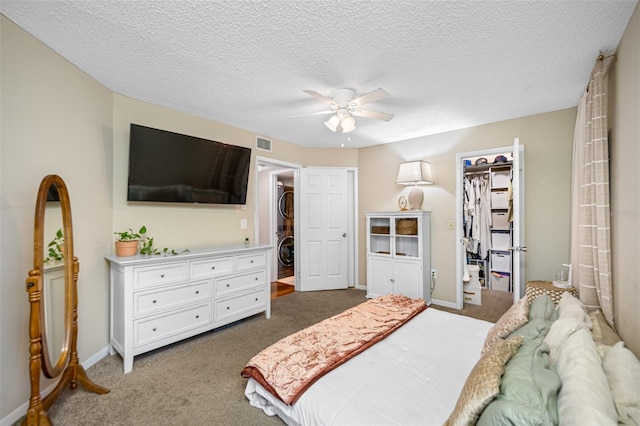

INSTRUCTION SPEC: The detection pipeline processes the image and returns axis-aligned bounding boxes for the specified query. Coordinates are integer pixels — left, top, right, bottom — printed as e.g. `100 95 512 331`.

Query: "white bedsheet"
245 308 493 426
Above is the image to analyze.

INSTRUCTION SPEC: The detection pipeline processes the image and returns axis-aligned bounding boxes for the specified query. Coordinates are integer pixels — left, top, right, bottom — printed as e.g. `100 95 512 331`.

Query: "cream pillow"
445 336 524 426
555 326 618 426
602 342 640 425
557 292 592 329
590 310 621 347
482 297 529 355
543 316 586 365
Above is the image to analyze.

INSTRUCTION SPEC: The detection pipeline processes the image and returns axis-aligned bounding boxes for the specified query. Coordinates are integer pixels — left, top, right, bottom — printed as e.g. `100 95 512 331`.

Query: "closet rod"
464 171 489 176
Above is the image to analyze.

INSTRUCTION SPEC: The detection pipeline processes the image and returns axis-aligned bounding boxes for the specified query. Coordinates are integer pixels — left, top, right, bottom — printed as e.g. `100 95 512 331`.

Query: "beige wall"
358 109 576 303
1 16 113 418
610 3 640 356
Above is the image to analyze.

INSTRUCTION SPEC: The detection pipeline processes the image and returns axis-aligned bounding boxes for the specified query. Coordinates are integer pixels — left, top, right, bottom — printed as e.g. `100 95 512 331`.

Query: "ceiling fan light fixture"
341 114 356 133
324 114 340 132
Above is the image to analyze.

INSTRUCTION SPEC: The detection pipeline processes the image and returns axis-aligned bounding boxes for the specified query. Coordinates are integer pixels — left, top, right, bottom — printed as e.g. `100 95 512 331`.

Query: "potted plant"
114 225 189 257
114 226 145 257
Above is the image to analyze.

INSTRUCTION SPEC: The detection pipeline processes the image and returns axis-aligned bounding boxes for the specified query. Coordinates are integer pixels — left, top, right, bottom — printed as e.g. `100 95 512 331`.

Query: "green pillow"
477 335 561 425
507 317 550 343
528 294 558 322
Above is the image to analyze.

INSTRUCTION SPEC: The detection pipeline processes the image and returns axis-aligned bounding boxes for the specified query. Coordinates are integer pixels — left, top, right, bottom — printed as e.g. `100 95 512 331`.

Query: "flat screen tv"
127 124 251 205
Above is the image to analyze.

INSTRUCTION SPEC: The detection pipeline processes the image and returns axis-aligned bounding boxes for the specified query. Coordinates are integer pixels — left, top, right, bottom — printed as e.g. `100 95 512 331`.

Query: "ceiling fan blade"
289 110 335 119
352 109 394 121
349 88 390 107
303 90 336 107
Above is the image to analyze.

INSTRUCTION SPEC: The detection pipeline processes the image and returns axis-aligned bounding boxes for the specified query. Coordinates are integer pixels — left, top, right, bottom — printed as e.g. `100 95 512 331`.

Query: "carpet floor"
21 288 511 425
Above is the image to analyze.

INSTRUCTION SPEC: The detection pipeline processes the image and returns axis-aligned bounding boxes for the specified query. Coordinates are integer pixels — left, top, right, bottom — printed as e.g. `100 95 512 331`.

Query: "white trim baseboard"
1 346 111 426
430 298 458 309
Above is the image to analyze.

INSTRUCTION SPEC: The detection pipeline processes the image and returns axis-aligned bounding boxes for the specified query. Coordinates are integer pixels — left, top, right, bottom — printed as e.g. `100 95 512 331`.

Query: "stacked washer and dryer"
276 184 294 279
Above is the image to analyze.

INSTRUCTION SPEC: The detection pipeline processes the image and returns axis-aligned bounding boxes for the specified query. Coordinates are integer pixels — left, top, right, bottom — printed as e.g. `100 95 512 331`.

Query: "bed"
242 293 640 426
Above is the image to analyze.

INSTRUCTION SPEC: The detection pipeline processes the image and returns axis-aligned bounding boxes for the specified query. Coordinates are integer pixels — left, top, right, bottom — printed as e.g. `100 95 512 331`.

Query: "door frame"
254 156 301 288
454 144 525 309
254 159 358 291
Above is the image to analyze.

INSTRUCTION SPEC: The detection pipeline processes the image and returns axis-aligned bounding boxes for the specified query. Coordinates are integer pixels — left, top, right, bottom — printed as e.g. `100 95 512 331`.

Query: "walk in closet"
462 153 513 302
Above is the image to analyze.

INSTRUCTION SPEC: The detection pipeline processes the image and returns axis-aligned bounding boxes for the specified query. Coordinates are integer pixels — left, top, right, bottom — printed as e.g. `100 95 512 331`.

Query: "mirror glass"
42 183 67 369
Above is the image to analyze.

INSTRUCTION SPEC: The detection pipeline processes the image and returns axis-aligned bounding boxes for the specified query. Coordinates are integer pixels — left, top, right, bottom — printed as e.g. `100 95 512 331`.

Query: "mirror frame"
24 175 108 425
33 175 73 377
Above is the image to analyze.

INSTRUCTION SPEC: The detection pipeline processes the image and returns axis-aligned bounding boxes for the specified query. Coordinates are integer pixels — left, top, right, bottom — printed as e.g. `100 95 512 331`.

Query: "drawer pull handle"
226 284 230 287
160 274 165 278
211 266 215 270
255 298 258 301
251 260 254 263
153 327 157 332
152 299 157 304
226 306 230 310
196 315 200 319
255 277 258 281
195 290 199 294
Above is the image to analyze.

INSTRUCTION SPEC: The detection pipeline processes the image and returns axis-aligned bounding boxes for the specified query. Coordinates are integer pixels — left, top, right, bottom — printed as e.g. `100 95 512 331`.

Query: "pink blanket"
241 294 426 405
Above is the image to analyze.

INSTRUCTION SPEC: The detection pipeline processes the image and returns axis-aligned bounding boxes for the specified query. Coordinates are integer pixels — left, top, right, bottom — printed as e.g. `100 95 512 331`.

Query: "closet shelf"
464 160 512 174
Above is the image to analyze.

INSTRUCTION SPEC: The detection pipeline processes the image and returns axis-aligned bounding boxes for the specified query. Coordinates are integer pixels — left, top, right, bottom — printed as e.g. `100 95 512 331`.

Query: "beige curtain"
570 56 614 326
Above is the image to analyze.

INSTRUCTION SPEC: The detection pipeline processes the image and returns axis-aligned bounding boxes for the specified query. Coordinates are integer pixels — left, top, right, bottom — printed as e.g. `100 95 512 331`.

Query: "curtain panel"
571 56 614 326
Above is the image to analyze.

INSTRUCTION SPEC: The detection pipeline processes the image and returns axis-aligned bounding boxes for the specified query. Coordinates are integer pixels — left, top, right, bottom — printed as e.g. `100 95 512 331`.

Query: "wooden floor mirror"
24 175 108 425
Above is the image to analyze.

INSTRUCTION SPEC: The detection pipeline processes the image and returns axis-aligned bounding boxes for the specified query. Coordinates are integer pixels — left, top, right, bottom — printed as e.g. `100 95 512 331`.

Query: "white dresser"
106 244 272 373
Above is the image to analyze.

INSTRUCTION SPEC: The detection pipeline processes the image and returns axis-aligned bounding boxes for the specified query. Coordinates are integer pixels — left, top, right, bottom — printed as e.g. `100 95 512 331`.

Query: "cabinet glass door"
369 217 391 255
395 217 419 258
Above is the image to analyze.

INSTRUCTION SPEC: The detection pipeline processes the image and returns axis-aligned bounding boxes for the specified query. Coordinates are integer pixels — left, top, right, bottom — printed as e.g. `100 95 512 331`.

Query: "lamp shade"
395 161 434 185
324 115 340 132
341 114 356 133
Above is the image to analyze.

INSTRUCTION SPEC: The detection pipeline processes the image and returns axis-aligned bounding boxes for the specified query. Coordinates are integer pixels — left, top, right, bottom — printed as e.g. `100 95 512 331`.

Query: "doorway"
455 142 525 310
255 158 299 297
255 158 358 297
276 174 295 281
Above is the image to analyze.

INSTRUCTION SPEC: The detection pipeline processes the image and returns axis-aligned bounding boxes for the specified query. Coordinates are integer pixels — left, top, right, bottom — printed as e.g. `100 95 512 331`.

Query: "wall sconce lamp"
395 160 434 210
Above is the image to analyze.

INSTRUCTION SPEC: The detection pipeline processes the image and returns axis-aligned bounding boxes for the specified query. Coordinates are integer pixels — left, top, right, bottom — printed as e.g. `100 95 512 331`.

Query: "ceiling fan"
293 88 394 133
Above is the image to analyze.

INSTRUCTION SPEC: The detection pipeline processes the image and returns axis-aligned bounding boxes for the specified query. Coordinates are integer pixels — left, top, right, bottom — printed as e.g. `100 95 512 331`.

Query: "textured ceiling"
1 1 637 148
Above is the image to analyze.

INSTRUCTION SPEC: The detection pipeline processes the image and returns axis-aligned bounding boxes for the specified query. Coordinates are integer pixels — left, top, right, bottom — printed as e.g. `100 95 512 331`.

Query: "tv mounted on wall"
127 124 251 205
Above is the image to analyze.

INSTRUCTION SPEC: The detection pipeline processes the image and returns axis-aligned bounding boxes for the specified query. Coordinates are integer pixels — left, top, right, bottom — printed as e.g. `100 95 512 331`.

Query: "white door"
299 168 349 291
511 138 526 301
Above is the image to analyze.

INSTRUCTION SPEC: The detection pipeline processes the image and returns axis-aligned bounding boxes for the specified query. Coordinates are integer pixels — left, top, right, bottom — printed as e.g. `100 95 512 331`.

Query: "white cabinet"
365 212 431 304
106 244 272 373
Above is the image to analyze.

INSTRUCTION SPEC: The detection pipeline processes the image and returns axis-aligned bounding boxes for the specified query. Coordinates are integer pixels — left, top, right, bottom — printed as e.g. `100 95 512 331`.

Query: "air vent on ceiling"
256 136 272 152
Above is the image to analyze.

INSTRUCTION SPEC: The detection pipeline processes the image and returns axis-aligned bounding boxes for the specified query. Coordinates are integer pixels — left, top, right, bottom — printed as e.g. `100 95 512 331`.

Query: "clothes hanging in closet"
463 174 491 260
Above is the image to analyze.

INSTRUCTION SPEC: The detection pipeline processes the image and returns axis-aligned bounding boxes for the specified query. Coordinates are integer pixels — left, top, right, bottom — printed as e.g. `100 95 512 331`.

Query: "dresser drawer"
133 262 188 290
134 303 212 348
190 256 234 279
236 252 267 271
215 270 266 297
215 289 265 322
134 280 212 318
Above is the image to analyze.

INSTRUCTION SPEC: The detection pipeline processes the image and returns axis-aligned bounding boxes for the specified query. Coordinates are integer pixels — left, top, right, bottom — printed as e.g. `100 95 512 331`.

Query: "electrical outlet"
431 269 437 279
